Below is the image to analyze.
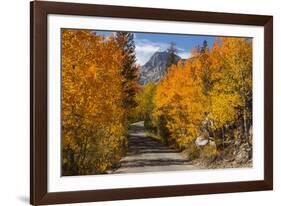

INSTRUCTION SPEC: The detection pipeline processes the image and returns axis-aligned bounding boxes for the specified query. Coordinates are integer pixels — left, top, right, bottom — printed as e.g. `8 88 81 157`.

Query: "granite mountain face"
139 51 181 85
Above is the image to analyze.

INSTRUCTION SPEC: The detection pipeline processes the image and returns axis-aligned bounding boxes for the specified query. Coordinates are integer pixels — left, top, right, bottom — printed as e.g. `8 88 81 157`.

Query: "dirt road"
112 121 197 174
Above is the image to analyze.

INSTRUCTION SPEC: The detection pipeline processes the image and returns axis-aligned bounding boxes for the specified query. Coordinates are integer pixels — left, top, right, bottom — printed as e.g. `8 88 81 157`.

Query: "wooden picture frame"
30 1 273 205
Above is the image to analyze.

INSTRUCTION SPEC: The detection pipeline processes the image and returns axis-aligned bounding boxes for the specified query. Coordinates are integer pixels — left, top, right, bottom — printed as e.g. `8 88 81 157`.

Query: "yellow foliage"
154 61 207 148
201 144 219 158
62 30 127 175
209 38 252 130
61 30 252 173
132 82 156 122
152 37 252 151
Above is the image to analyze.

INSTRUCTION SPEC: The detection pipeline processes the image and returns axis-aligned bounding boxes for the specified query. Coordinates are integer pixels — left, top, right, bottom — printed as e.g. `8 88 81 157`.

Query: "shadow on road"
110 121 196 174
120 158 189 168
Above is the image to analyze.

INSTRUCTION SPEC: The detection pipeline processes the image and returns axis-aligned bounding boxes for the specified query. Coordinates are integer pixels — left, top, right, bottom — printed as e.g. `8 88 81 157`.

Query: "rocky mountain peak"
139 51 181 85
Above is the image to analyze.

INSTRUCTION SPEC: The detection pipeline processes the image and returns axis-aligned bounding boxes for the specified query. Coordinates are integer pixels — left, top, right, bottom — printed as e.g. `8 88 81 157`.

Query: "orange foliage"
154 61 207 148
153 37 252 150
62 30 127 175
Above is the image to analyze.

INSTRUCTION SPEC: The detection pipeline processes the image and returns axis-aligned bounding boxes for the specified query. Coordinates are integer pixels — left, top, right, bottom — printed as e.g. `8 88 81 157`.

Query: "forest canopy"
141 38 252 164
61 30 139 175
61 29 252 175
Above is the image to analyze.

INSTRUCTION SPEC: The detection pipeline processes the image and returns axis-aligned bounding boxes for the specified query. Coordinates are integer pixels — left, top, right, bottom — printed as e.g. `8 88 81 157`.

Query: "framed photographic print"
30 1 273 205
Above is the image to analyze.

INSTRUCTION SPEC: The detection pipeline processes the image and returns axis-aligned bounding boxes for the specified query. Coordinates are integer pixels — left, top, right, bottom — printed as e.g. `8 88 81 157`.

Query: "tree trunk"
221 127 225 149
240 68 248 143
243 108 248 143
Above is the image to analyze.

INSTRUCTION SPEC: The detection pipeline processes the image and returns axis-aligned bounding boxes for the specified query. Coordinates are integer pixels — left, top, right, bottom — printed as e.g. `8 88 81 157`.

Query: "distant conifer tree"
166 42 178 68
115 32 139 110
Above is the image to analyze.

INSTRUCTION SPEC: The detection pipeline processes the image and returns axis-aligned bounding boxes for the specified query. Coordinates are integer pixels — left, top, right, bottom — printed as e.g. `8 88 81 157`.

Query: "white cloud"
135 45 159 65
135 38 190 65
135 39 169 65
178 51 191 59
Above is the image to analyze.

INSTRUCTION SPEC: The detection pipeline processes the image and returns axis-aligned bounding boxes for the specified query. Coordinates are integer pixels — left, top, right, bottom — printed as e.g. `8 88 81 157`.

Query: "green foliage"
131 82 156 130
155 115 170 144
166 42 178 68
62 31 253 174
115 32 139 111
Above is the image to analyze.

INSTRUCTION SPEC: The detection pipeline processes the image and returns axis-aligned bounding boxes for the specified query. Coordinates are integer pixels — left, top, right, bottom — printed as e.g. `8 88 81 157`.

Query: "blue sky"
95 31 215 65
